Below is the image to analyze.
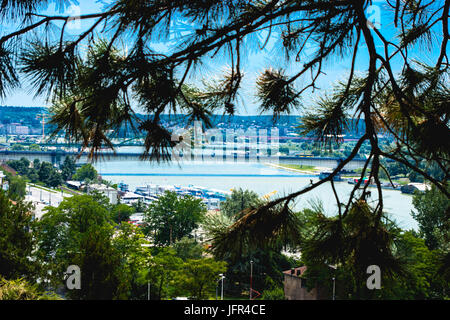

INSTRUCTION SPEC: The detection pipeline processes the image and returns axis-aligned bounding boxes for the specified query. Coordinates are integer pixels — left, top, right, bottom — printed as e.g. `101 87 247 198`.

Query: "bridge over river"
0 150 368 170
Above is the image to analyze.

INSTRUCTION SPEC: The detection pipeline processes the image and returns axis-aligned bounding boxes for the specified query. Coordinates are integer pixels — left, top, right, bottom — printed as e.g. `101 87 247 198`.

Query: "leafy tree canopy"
72 163 98 182
0 191 36 281
143 191 206 246
412 184 450 251
220 188 262 220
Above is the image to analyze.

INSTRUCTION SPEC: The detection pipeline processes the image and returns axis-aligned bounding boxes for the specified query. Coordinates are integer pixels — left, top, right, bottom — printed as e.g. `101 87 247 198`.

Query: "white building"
15 125 30 135
120 191 144 205
87 184 118 205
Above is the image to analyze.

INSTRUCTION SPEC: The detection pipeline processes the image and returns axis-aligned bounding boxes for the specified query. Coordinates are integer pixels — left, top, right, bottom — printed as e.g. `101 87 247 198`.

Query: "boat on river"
134 184 231 210
318 171 342 181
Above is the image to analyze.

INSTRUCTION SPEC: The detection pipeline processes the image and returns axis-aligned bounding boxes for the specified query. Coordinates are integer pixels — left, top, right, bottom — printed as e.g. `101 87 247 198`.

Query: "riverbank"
265 163 323 175
94 161 418 230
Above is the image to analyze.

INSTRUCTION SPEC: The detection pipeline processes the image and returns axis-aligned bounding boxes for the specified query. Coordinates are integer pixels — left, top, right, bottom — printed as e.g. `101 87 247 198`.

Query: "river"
93 160 418 230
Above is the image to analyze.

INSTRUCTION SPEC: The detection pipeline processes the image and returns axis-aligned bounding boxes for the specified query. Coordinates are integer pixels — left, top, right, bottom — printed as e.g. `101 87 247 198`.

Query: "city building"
86 183 118 205
15 125 30 135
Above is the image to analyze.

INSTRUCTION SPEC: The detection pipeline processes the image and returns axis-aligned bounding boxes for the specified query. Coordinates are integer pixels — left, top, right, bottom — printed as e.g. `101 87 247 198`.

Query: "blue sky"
1 0 446 115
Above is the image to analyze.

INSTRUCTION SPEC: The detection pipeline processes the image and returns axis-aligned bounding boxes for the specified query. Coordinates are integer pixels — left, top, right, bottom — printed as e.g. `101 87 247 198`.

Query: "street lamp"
249 260 254 300
329 264 337 300
141 243 152 300
217 273 225 300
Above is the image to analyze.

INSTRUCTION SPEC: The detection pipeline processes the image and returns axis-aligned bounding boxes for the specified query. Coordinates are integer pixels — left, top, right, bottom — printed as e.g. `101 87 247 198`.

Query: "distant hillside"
0 106 46 125
0 106 301 127
0 106 365 137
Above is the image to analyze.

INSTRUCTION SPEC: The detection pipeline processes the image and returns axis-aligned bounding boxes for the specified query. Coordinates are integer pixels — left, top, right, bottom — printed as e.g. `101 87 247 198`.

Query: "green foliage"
140 248 183 300
26 167 39 183
261 287 285 300
298 200 406 299
6 158 62 188
38 161 61 188
33 159 41 171
28 144 41 151
10 144 26 151
0 191 36 280
60 156 76 181
112 222 149 299
412 185 450 251
69 225 127 300
204 207 296 298
143 191 206 246
220 188 261 220
47 170 62 188
209 201 302 261
34 194 127 299
261 277 285 300
299 78 361 145
111 203 135 224
6 175 26 200
174 258 227 300
172 237 204 261
72 163 98 182
381 231 441 299
132 198 148 212
0 277 61 300
6 157 30 175
256 69 301 119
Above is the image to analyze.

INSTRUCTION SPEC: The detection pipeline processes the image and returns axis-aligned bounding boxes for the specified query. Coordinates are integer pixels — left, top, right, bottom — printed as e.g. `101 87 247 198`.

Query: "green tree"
112 222 149 299
32 159 40 172
220 188 261 219
47 170 62 188
173 237 204 261
261 276 285 300
26 167 39 183
10 144 25 151
140 248 183 300
111 203 135 224
60 156 76 181
0 191 36 280
203 208 296 297
28 144 41 151
70 225 127 300
412 185 450 251
143 191 206 246
72 164 98 182
34 195 126 299
175 258 227 299
132 198 148 212
37 162 53 185
297 201 405 300
381 231 445 299
7 157 30 176
0 277 61 300
6 176 26 200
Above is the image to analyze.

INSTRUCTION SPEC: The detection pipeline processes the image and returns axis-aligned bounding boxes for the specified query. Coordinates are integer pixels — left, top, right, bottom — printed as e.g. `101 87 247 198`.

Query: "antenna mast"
36 113 49 141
